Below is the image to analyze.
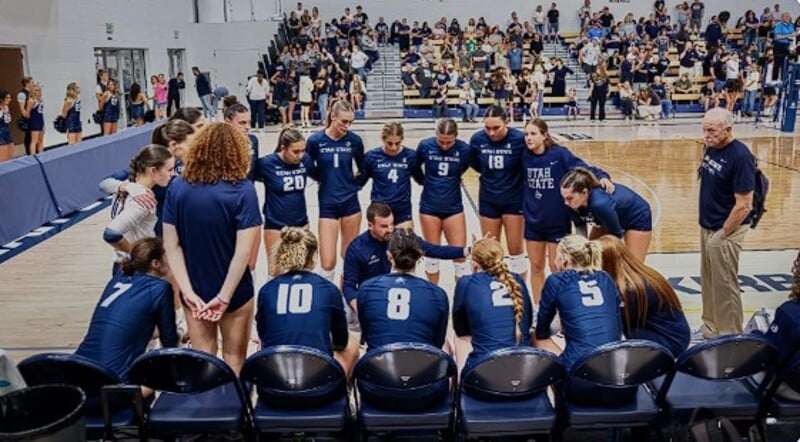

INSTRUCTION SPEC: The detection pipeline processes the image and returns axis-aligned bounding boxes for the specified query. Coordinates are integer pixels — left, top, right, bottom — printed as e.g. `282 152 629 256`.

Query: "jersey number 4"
578 280 604 307
277 283 313 314
387 168 399 183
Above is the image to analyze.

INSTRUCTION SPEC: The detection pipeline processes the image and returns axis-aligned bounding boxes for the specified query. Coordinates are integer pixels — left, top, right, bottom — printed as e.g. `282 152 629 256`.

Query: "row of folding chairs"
16 334 800 441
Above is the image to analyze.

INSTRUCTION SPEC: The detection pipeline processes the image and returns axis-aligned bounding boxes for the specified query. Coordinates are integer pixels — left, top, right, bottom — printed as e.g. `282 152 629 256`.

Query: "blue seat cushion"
459 392 555 435
84 409 135 439
253 395 348 433
566 385 659 428
359 395 452 431
147 384 244 434
653 373 759 420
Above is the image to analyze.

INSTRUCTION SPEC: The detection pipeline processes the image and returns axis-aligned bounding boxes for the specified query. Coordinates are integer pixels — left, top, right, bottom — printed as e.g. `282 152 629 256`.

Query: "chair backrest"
676 334 777 381
240 345 346 408
127 348 238 394
781 352 800 394
460 347 564 401
570 340 675 387
354 343 456 411
18 353 120 396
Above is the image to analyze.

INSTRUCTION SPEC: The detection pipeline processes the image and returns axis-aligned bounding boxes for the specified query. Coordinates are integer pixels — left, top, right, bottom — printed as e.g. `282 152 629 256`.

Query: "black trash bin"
0 384 86 441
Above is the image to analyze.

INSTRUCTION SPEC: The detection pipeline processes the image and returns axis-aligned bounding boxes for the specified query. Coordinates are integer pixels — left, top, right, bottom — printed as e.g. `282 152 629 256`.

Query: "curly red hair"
182 122 251 184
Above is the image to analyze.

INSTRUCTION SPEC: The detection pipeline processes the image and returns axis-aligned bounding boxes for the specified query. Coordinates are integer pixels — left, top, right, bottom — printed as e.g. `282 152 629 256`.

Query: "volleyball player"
75 237 178 383
0 91 13 162
561 168 653 261
162 122 262 374
522 118 613 303
357 122 423 229
453 238 532 373
170 106 206 130
469 105 527 277
255 128 315 276
61 82 82 145
26 84 45 155
305 100 365 282
417 119 472 284
104 145 175 273
256 227 358 375
99 79 121 135
598 235 690 357
357 228 449 351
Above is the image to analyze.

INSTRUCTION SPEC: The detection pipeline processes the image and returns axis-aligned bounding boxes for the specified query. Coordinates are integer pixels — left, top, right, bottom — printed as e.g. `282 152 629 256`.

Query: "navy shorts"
263 217 309 231
67 123 82 134
386 201 412 225
0 128 11 145
525 223 569 243
319 195 361 220
419 207 463 220
479 198 522 218
623 209 653 232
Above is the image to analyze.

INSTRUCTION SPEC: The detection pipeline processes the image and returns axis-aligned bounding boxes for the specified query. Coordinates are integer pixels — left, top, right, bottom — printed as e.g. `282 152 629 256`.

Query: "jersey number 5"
387 288 410 320
277 283 313 314
578 280 604 307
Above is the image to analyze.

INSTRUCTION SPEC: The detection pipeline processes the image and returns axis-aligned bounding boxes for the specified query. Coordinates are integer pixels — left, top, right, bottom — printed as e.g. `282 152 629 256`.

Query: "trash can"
0 384 86 441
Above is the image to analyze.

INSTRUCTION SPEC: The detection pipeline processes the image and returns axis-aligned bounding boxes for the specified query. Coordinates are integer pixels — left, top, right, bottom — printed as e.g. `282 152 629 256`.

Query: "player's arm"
722 191 753 237
433 289 450 348
330 286 349 351
342 244 363 312
98 169 130 195
591 195 624 238
103 201 151 252
451 277 472 338
419 236 468 260
533 277 559 351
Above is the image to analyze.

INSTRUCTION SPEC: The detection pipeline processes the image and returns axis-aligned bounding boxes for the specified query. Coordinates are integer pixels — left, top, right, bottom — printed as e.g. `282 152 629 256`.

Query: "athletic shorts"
0 128 11 145
419 207 463 220
385 201 412 225
319 195 361 220
623 208 653 233
479 198 523 218
263 217 308 231
525 223 569 243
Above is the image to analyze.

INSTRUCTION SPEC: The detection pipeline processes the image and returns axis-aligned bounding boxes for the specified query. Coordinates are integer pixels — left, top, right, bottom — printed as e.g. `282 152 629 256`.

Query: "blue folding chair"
652 334 777 429
240 345 350 437
457 347 564 440
756 351 800 422
127 347 253 439
353 343 456 440
17 352 144 440
561 340 675 439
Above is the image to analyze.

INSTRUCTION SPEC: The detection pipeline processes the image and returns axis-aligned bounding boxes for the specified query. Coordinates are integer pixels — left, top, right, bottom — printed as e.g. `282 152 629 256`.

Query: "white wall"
0 0 276 148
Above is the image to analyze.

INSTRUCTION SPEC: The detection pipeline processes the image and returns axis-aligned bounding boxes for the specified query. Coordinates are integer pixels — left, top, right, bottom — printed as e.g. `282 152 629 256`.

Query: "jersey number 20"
283 176 305 192
578 280 604 307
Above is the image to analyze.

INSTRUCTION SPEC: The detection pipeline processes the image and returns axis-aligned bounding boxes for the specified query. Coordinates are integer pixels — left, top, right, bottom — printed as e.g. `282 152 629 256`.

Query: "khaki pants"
699 224 749 338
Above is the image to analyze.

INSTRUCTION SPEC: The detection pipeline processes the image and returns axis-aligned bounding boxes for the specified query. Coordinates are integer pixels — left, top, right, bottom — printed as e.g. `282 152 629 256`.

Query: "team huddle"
75 99 687 392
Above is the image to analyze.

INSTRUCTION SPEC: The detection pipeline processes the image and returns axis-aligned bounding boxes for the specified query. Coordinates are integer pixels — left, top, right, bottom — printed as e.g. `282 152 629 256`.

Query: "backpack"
680 408 742 442
750 157 769 229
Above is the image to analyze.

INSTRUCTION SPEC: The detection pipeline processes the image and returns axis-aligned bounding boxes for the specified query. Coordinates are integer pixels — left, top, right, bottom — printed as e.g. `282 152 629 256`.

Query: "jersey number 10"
277 283 313 314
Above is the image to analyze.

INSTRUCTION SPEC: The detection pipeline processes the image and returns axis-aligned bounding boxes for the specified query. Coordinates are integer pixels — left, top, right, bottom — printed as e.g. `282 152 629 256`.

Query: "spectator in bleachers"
632 55 649 91
741 64 760 117
705 15 723 51
700 79 719 111
588 66 609 122
620 53 634 86
315 71 331 125
672 73 693 94
529 32 544 57
618 81 635 120
679 41 702 79
757 10 773 54
468 70 486 98
402 46 421 66
549 58 573 97
650 76 672 119
414 61 434 98
350 44 369 81
689 0 705 33
507 41 523 76
741 10 759 49
401 63 416 89
432 84 449 119
375 17 389 45
486 68 509 110
546 3 560 43
636 86 661 121
529 80 543 119
721 77 743 114
773 12 796 81
566 88 579 120
350 74 365 110
533 5 546 35
419 38 436 64
579 39 601 88
298 70 314 128
435 64 450 88
331 75 349 104
459 82 479 123
271 69 291 128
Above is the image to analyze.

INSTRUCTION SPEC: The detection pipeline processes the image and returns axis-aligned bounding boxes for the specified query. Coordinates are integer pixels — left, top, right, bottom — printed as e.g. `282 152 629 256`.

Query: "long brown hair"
182 122 251 184
472 239 525 344
791 250 800 302
526 118 556 149
560 167 601 193
120 237 165 276
598 235 683 330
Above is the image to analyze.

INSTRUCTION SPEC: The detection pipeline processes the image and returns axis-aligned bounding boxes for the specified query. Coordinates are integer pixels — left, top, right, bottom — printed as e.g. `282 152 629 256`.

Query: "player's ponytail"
129 144 173 181
560 167 601 193
120 237 165 276
275 127 304 153
558 234 603 272
472 239 524 344
436 118 458 137
275 227 318 273
387 228 423 272
791 250 800 302
151 119 195 148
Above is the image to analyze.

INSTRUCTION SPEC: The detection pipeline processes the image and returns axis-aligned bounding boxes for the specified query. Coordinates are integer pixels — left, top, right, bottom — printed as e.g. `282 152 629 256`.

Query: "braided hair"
472 238 525 344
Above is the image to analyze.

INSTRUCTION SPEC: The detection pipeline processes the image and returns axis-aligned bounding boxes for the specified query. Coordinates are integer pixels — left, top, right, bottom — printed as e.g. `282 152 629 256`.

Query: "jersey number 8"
277 283 313 314
387 288 411 320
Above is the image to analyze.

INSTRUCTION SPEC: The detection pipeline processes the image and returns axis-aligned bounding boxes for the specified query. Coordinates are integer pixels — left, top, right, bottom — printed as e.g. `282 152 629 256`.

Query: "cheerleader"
61 82 82 145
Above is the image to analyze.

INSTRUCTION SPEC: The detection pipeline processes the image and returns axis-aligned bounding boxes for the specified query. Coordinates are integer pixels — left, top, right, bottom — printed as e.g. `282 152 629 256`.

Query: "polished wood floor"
1 121 798 362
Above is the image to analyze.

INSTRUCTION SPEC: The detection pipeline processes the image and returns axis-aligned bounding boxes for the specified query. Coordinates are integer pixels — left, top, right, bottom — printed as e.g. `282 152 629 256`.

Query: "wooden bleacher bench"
405 95 570 107
672 93 701 102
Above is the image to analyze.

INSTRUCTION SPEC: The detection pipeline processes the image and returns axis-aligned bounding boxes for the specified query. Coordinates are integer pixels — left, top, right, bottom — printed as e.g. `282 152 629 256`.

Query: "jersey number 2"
387 288 410 320
277 283 313 314
578 280 604 307
490 281 512 307
100 282 132 308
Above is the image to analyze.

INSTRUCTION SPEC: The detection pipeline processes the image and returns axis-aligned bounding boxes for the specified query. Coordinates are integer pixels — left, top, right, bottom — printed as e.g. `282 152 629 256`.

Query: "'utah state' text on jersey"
75 273 178 381
357 273 449 351
469 127 526 206
256 270 348 354
256 153 315 229
305 130 365 205
416 137 472 215
523 145 610 233
453 272 533 368
358 146 423 206
535 269 622 369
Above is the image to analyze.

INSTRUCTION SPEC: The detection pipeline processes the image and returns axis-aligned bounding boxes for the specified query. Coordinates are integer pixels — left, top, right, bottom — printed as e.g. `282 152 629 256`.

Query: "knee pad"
507 254 528 275
319 267 336 283
453 261 471 278
424 258 440 274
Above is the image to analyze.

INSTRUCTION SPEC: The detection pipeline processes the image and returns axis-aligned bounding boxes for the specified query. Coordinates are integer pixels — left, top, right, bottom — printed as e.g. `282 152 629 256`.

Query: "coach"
697 108 755 339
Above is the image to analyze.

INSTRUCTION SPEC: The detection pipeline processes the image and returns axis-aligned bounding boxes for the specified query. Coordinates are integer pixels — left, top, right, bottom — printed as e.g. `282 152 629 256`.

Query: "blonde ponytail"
472 239 525 344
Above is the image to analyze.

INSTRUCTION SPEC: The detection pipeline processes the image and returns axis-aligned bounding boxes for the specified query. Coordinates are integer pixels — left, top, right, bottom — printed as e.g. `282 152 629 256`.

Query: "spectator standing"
459 82 478 122
773 13 797 81
192 66 214 120
533 5 546 35
432 84 449 119
689 0 705 34
246 70 270 131
741 64 760 117
547 3 560 44
588 67 609 122
705 16 723 51
167 73 185 116
298 71 314 128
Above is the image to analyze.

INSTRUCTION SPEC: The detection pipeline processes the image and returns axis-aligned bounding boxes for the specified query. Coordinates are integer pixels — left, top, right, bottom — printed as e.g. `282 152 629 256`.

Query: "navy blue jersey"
342 230 464 304
622 283 690 358
65 99 82 133
103 95 120 122
535 269 622 369
75 273 178 381
569 185 651 237
698 141 755 230
416 137 472 215
358 146 423 206
764 300 800 364
256 153 314 229
162 177 262 309
523 145 609 234
357 273 449 350
305 130 365 206
469 127 526 206
453 272 533 364
256 270 348 353
247 134 260 182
